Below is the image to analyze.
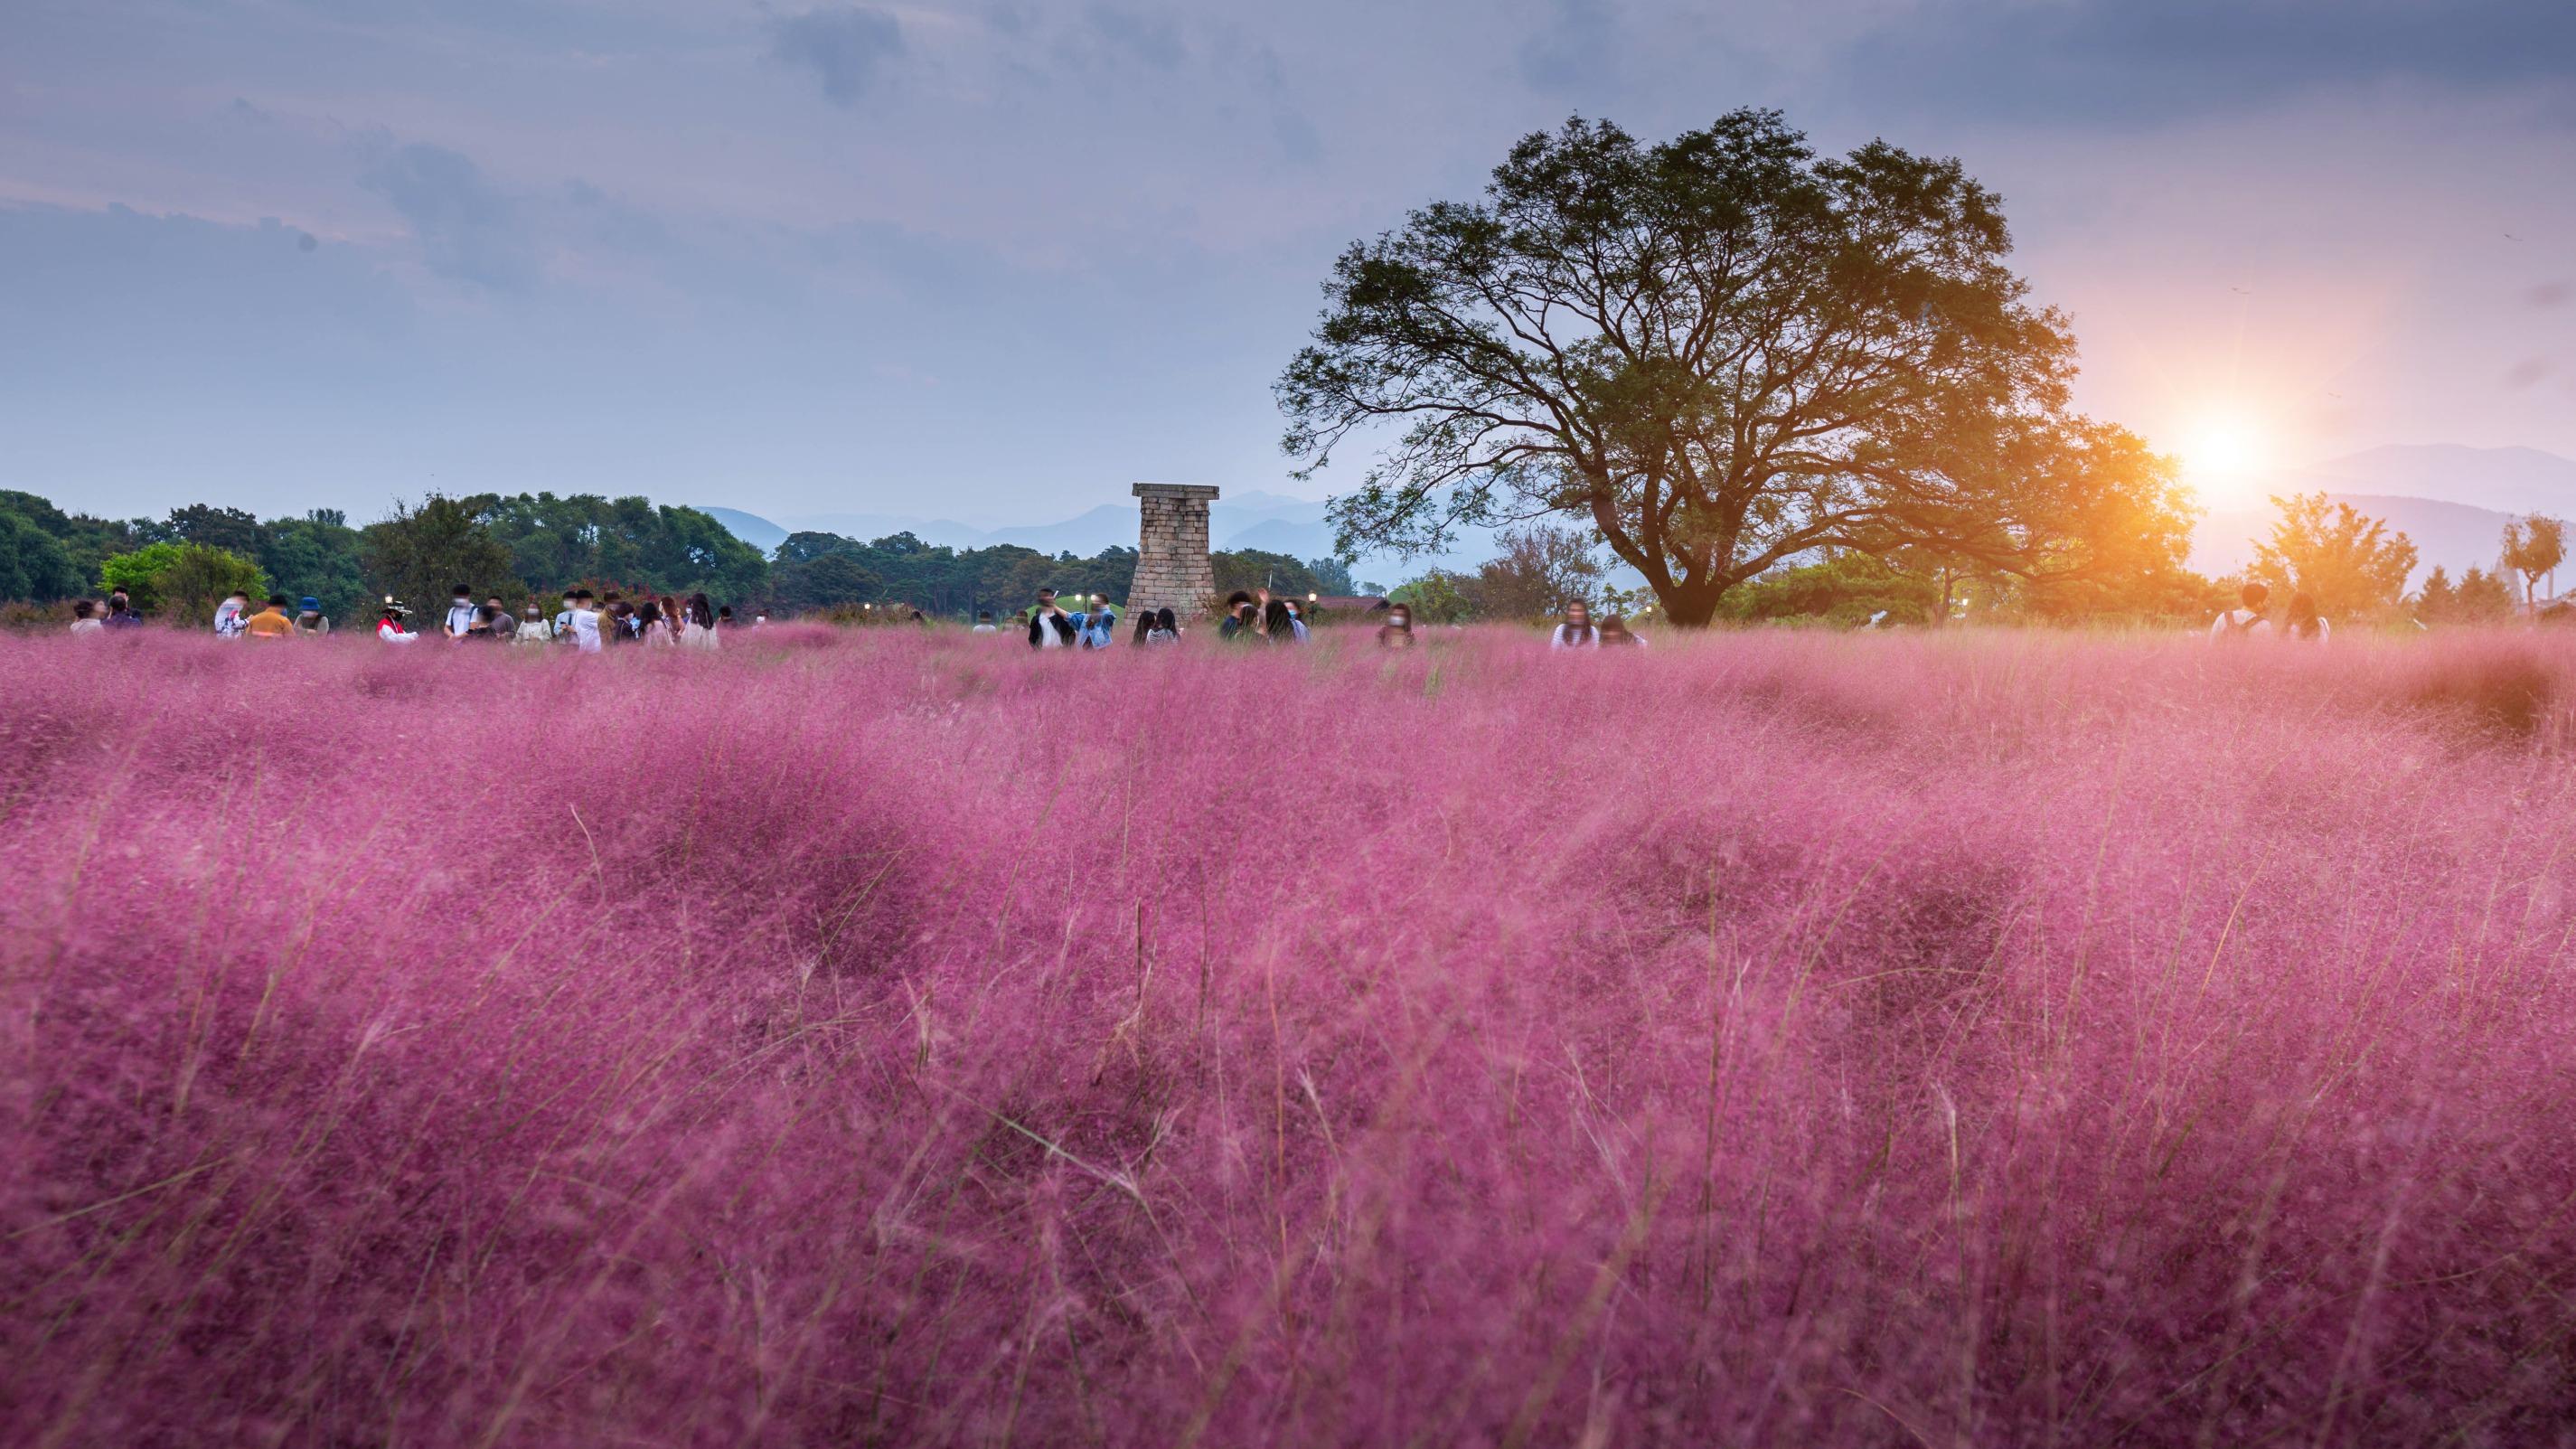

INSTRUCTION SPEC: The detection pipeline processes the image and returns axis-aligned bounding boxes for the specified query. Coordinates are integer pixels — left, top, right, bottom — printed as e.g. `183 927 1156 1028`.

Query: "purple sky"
5 0 2571 526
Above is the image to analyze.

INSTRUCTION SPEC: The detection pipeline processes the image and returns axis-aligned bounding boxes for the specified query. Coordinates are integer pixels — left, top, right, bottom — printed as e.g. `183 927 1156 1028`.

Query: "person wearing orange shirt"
243 595 298 639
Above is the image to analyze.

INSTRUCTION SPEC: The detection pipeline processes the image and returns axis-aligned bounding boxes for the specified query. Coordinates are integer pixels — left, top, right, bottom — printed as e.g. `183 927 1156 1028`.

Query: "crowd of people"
61 580 2357 650
1003 587 1649 652
72 579 1673 651
370 586 746 650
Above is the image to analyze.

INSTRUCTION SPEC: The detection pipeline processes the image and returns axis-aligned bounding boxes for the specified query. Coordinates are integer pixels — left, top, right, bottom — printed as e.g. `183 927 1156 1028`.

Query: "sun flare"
2178 415 2271 481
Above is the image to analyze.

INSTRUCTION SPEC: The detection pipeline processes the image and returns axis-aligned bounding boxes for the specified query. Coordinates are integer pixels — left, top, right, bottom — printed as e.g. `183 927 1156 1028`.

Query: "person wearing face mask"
1376 605 1417 648
443 585 476 640
1262 598 1302 642
1283 599 1312 642
566 590 605 653
554 591 579 643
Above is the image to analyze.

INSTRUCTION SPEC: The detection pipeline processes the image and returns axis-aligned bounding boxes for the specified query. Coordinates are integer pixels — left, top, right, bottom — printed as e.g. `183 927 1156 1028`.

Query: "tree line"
0 488 1373 626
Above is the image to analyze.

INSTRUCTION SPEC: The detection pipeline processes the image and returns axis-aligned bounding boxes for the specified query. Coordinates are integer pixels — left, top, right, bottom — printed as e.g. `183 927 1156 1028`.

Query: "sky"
4 0 2572 528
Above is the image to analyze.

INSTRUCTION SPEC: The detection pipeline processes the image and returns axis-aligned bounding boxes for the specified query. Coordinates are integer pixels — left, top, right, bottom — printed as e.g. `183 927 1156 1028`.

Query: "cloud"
360 143 539 290
1836 0 2576 128
767 6 906 108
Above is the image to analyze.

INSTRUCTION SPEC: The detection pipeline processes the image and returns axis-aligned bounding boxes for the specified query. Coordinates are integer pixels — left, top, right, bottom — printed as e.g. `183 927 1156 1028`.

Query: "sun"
2177 415 2271 482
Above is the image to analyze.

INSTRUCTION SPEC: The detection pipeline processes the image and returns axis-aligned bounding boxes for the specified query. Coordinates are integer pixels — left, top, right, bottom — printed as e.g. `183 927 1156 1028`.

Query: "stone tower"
1128 483 1219 618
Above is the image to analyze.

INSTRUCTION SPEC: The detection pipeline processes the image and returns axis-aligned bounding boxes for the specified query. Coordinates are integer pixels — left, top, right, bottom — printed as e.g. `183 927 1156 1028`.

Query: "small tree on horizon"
2500 515 2565 611
2247 492 2417 619
100 541 268 621
360 496 518 615
1471 523 1606 621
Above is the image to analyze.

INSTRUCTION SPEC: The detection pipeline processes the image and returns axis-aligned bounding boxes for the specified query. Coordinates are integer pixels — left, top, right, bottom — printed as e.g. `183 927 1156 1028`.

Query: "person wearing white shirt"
566 590 605 654
213 591 249 638
443 585 476 639
2208 582 2273 640
1549 601 1599 648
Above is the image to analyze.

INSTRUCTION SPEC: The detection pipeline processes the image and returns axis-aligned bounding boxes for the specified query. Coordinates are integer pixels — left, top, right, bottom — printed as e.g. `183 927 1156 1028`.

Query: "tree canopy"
2247 493 2418 618
1280 110 2195 626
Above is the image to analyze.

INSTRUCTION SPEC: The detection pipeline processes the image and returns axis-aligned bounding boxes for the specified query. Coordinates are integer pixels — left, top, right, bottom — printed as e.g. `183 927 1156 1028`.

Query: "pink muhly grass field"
4 625 2574 1447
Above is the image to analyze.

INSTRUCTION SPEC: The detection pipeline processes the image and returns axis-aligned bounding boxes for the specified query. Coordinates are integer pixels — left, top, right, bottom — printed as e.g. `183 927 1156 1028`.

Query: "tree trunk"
1656 583 1728 627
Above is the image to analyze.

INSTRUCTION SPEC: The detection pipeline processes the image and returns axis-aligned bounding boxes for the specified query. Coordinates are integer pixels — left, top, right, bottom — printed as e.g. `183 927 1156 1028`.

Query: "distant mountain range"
700 444 2573 591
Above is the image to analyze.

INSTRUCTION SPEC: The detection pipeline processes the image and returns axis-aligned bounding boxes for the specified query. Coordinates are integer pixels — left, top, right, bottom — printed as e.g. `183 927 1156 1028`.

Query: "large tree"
1278 111 2190 626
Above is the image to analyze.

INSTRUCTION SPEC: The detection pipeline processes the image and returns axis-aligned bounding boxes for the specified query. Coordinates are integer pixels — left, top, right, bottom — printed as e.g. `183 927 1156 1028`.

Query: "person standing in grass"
1218 594 1260 642
214 588 250 638
1550 601 1598 648
1262 598 1302 642
973 611 998 633
482 596 518 640
1028 588 1076 649
515 598 555 644
553 590 578 643
1377 605 1416 648
105 591 143 629
376 600 418 642
442 585 475 639
682 594 719 649
2208 582 2271 640
243 595 297 639
295 597 331 635
2284 591 2330 642
568 590 605 653
68 600 103 635
1076 601 1118 649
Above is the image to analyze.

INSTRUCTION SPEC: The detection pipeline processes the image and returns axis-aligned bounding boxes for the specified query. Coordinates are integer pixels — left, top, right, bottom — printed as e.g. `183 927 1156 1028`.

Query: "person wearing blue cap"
294 597 331 635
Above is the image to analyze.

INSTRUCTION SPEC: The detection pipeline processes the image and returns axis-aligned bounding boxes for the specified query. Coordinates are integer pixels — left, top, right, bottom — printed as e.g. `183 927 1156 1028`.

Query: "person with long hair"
634 600 673 646
1148 607 1180 645
1598 614 1648 648
682 594 719 649
1131 609 1158 645
1376 605 1416 648
1550 601 1598 648
1263 598 1301 641
2283 591 2330 642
